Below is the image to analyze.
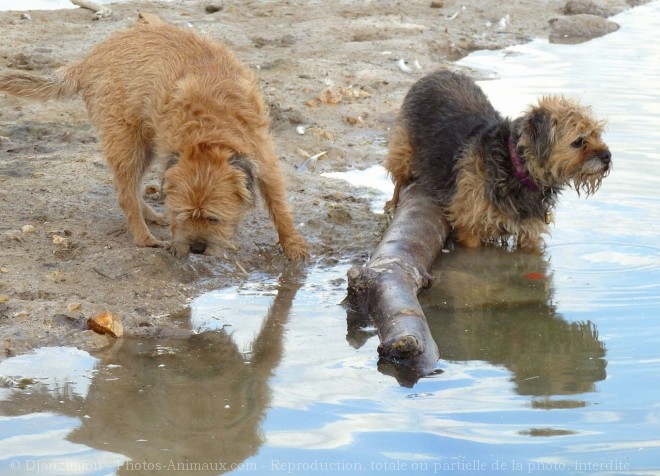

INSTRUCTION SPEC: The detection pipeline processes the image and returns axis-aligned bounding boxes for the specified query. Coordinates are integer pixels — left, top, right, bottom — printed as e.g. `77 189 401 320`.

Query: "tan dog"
0 21 308 260
386 70 611 251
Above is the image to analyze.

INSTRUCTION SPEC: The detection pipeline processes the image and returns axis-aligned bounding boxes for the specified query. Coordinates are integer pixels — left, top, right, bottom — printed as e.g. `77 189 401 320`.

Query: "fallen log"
346 182 451 382
70 0 112 20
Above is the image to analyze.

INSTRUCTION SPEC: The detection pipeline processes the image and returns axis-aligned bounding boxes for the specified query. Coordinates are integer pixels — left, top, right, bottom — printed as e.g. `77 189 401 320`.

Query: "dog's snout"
598 150 612 165
189 241 207 254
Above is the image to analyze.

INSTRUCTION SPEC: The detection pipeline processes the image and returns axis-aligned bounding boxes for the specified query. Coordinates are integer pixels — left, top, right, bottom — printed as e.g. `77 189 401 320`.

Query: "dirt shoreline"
0 0 647 359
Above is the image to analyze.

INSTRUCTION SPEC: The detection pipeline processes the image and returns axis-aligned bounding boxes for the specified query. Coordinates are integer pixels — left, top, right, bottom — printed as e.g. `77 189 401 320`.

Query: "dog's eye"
207 217 221 223
571 137 586 148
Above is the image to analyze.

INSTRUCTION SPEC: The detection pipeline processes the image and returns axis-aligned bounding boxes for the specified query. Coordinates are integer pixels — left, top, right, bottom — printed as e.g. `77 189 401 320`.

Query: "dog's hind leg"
138 147 168 226
384 120 413 212
101 125 167 248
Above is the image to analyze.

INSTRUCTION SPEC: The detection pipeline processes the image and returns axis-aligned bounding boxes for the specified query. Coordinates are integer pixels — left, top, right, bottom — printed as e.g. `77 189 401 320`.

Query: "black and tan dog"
385 70 611 251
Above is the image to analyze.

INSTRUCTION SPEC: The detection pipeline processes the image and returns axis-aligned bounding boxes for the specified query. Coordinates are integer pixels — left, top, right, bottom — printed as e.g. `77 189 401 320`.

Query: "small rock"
0 295 8 304
318 87 343 104
87 311 123 338
549 14 619 44
67 302 82 313
430 1 443 8
20 13 31 20
279 34 296 47
144 184 160 195
327 206 353 225
52 235 69 247
47 270 66 283
21 225 36 234
253 35 295 48
563 0 620 17
205 4 223 14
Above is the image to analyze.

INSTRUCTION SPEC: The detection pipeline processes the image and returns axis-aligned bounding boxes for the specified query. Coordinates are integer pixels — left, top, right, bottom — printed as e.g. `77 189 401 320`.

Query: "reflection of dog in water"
0 20 308 260
0 269 304 475
385 70 612 251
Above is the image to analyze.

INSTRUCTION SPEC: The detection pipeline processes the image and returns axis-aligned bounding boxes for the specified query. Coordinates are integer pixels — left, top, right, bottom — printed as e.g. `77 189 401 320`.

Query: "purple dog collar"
508 134 538 192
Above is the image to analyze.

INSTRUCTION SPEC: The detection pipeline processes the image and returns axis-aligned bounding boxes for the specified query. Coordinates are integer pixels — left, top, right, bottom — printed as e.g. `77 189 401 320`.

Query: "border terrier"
0 21 308 260
385 70 611 251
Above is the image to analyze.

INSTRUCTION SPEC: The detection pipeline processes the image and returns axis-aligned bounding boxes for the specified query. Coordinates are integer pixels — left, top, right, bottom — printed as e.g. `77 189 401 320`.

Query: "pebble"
52 235 69 246
549 14 619 44
327 206 353 225
563 0 620 17
87 311 123 338
205 4 223 14
21 225 36 234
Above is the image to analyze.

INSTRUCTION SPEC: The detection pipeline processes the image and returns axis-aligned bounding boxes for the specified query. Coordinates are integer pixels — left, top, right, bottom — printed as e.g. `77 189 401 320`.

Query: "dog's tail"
0 67 80 101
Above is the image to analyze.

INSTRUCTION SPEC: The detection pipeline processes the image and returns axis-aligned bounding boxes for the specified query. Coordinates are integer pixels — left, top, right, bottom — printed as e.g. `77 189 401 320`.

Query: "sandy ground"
0 0 646 359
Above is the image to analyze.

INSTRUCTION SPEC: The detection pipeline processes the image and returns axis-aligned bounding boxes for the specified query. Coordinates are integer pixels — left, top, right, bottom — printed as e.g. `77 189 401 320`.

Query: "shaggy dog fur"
385 70 611 251
0 21 308 260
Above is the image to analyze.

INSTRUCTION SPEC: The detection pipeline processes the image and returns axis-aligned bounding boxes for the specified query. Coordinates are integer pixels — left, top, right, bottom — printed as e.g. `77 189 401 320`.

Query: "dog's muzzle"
597 150 612 168
585 149 612 175
189 240 207 255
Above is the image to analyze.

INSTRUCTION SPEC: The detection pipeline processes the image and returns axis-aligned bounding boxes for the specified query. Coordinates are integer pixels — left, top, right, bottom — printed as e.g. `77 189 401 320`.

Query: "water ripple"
548 242 660 274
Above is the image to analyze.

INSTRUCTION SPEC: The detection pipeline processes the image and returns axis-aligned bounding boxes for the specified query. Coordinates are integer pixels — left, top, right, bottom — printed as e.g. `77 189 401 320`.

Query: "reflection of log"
346 182 450 380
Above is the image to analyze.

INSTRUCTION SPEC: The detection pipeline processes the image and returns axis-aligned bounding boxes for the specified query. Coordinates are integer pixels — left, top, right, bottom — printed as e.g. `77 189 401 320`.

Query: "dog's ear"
160 153 180 198
526 109 554 162
229 154 258 205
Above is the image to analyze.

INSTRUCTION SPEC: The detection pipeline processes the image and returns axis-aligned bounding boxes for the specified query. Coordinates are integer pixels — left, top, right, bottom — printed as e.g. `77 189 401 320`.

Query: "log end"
346 265 376 288
378 334 423 359
377 342 444 388
345 265 378 315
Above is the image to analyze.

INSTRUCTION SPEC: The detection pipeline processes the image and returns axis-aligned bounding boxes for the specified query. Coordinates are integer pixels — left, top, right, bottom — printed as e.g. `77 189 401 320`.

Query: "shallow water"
2 2 660 475
0 0 124 11
322 165 392 213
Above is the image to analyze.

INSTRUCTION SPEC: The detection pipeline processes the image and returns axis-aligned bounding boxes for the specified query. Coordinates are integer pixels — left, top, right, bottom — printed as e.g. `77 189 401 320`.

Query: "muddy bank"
0 0 646 359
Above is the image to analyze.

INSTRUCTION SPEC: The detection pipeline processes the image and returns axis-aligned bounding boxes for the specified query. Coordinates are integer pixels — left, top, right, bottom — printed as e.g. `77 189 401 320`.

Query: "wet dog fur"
385 70 611 251
0 20 308 260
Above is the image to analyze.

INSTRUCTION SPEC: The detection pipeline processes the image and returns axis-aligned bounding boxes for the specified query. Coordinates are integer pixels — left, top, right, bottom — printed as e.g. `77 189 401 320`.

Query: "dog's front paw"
281 235 310 261
166 241 191 258
135 235 169 249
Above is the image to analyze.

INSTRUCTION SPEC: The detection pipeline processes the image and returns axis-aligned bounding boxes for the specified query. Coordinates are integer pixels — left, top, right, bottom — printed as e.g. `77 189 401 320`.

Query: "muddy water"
2 3 660 475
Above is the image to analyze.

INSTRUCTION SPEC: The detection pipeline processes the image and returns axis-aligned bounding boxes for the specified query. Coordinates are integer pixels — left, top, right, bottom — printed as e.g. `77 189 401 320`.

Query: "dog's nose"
189 241 207 254
598 150 612 166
